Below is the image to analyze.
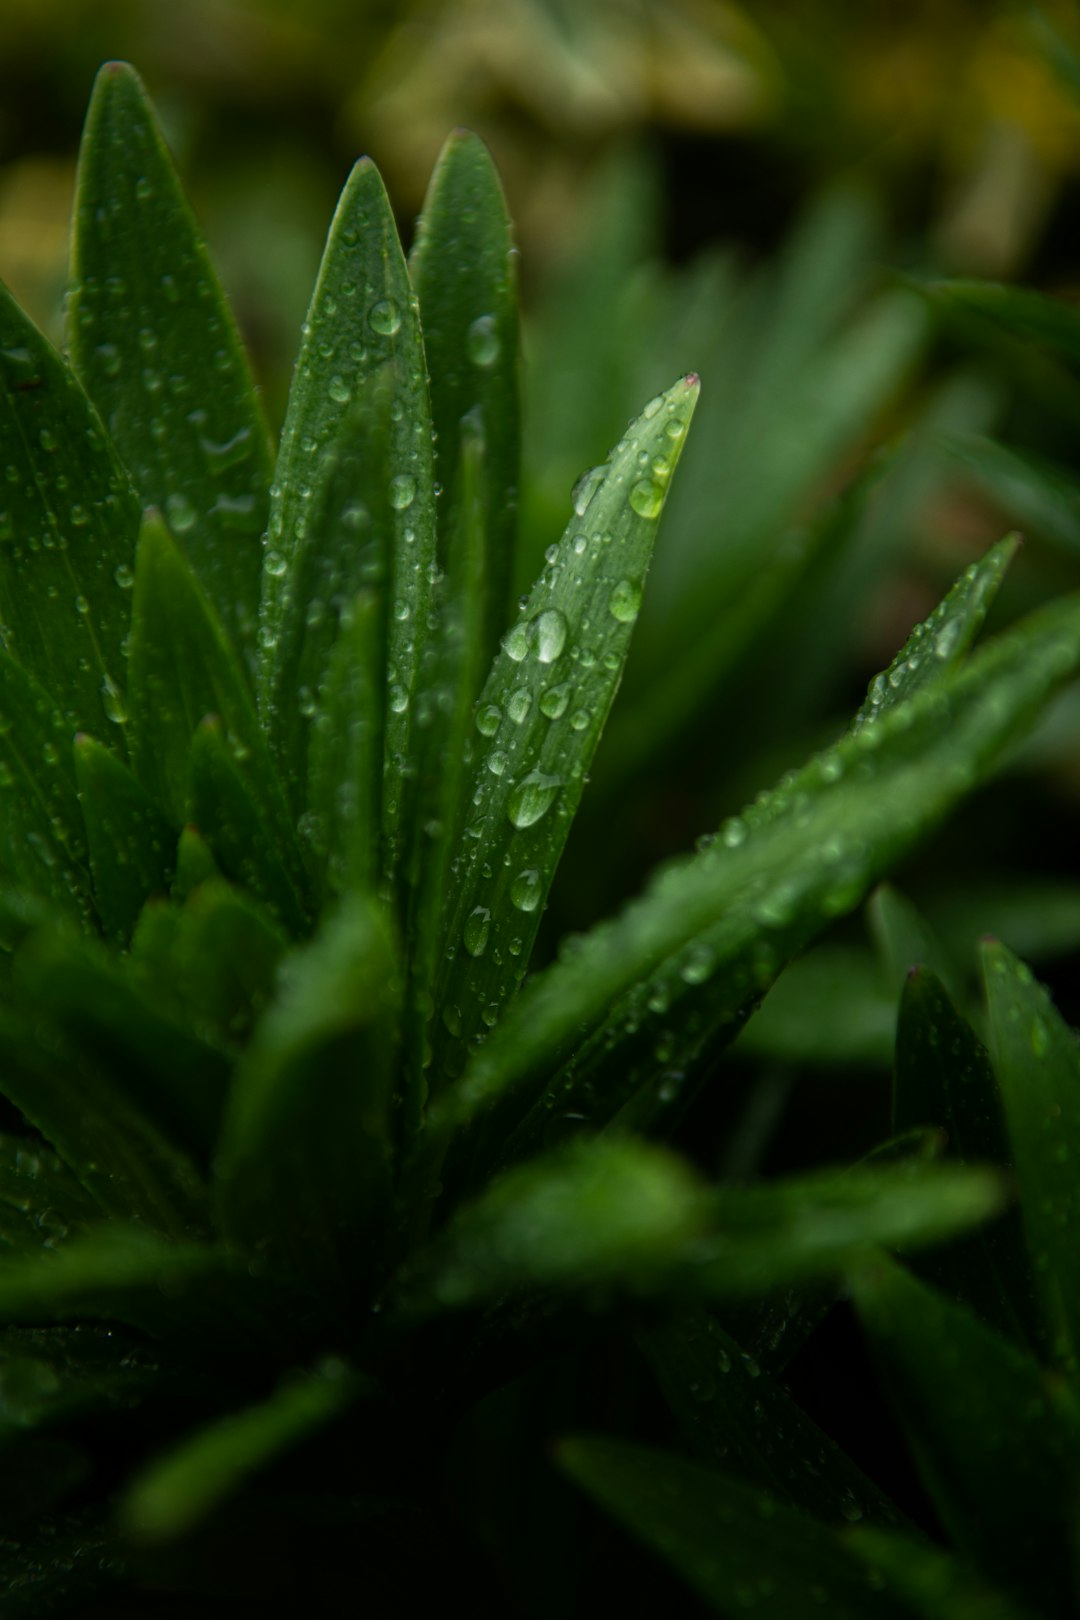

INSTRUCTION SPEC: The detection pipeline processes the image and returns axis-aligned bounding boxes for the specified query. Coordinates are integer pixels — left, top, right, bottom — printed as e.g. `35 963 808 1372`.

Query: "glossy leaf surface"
69 62 273 664
0 282 139 740
429 374 699 1087
410 129 520 659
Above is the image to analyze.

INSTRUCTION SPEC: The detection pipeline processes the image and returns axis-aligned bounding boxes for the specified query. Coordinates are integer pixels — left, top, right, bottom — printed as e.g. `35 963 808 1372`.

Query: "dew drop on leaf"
503 622 529 662
629 480 662 519
466 314 500 367
540 682 571 719
510 868 542 912
507 687 531 724
532 608 567 663
96 343 121 377
369 298 402 336
464 905 491 957
507 772 560 829
608 579 642 623
328 375 352 405
264 551 287 578
100 676 128 726
475 704 502 736
571 464 607 517
389 475 416 511
165 492 197 533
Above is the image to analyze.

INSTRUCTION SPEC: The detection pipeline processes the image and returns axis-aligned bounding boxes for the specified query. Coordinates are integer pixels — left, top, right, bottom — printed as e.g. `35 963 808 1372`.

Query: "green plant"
1 61 1080 1617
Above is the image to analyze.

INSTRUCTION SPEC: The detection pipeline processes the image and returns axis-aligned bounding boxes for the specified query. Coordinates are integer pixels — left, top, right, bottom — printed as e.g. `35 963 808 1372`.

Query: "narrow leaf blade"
981 939 1080 1367
410 129 520 659
853 1255 1080 1614
69 62 273 664
429 374 699 1088
73 732 174 944
0 282 139 739
557 1436 913 1620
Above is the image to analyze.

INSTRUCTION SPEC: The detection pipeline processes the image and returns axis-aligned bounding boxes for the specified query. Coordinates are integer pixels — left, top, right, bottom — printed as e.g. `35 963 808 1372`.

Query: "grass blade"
304 592 382 903
893 966 1041 1354
188 715 308 934
13 924 231 1162
259 158 437 897
428 374 699 1089
409 129 520 660
68 62 273 665
0 1136 98 1255
126 511 307 910
0 653 93 925
853 1254 1080 1615
73 733 174 945
636 1308 906 1529
981 939 1080 1369
557 1436 913 1620
926 278 1080 367
0 1009 207 1237
215 897 401 1308
391 1142 1001 1324
121 1363 359 1542
0 281 139 740
845 1530 1043 1620
850 534 1020 730
402 423 489 1127
435 587 1080 1188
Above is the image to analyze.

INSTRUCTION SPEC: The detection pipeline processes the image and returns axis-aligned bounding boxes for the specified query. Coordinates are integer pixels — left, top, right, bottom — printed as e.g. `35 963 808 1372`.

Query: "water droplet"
38 428 58 453
388 684 408 714
569 709 590 732
264 550 287 578
369 298 402 336
487 749 509 776
680 944 714 984
475 704 502 736
442 1003 462 1037
608 579 641 623
96 343 121 377
507 687 531 724
74 595 90 616
467 313 500 367
1032 1015 1050 1058
503 622 530 662
165 492 197 533
69 505 89 528
328 375 352 405
722 817 747 848
135 175 154 201
571 464 607 516
100 675 127 726
114 563 134 589
464 906 491 957
511 868 542 911
540 682 571 719
507 772 560 829
389 474 415 510
629 480 662 518
41 741 59 766
532 608 567 663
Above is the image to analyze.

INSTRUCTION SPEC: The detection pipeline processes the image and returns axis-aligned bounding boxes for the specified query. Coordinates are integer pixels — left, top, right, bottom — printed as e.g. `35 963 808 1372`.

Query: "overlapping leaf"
0 281 139 741
558 1436 914 1620
436 570 1080 1192
982 940 1080 1368
853 1255 1080 1616
216 897 400 1305
258 156 437 896
410 129 520 661
69 63 273 664
428 374 699 1089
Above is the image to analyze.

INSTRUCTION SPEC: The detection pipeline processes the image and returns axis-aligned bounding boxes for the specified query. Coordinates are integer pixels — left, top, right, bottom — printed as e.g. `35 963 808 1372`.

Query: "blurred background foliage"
4 0 1080 1171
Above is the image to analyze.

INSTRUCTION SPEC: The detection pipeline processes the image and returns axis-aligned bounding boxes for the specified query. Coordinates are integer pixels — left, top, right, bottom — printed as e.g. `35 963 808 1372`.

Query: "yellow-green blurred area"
3 0 1080 379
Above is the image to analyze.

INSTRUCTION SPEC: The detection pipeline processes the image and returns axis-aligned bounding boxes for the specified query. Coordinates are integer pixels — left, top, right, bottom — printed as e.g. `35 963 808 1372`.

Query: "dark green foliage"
0 57 1078 1617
